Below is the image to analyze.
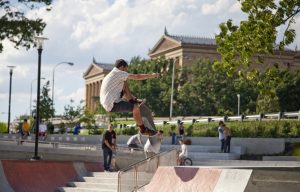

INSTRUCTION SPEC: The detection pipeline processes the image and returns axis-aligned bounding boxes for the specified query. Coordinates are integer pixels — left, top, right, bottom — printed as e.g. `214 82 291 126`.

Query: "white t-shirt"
144 136 162 154
218 126 224 140
39 123 47 133
127 134 142 145
179 144 188 158
100 67 129 111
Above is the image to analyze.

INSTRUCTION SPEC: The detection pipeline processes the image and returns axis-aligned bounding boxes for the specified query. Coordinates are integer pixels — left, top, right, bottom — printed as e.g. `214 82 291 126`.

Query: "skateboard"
139 103 156 132
139 102 160 145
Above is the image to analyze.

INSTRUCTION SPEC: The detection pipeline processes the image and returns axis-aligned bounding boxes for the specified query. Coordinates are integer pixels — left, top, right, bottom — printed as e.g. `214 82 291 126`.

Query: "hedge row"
114 120 300 138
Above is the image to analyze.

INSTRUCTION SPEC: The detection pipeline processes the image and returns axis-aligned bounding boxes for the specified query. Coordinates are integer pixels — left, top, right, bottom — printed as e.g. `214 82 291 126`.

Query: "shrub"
0 122 7 133
47 122 54 134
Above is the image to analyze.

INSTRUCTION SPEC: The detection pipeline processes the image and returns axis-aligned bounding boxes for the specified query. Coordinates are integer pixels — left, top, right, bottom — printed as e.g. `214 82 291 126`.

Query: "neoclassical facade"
83 29 300 111
83 58 113 111
148 28 300 71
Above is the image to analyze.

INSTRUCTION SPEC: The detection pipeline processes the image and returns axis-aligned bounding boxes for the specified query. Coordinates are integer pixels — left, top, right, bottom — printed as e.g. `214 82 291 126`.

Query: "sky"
0 0 299 123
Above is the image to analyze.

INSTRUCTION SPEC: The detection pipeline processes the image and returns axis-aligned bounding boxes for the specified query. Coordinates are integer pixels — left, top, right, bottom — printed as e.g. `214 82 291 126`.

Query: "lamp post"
169 57 178 121
237 94 240 116
51 62 74 117
32 36 48 160
7 66 16 133
30 77 46 116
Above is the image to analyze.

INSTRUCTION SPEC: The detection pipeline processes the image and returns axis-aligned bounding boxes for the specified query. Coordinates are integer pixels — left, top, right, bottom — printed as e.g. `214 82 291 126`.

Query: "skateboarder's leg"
122 81 135 101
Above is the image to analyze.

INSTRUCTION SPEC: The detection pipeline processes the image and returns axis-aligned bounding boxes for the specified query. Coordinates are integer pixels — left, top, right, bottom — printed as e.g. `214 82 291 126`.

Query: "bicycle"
179 157 193 166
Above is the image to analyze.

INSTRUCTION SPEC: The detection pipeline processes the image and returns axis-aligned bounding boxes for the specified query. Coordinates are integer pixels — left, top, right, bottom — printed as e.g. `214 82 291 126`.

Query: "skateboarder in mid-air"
100 59 160 136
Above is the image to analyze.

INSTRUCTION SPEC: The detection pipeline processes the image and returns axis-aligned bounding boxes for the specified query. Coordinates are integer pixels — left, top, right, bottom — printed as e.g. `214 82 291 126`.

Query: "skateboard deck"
139 103 159 143
139 103 156 132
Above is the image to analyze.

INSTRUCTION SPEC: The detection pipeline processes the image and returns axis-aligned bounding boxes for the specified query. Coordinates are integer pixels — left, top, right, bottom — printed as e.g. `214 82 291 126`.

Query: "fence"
117 148 177 192
125 111 300 127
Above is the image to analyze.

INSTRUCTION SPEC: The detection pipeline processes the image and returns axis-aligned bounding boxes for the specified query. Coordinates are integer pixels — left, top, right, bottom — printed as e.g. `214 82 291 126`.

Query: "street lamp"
30 77 46 116
32 36 48 160
169 57 179 121
7 65 16 133
52 61 74 116
237 94 240 116
169 56 192 120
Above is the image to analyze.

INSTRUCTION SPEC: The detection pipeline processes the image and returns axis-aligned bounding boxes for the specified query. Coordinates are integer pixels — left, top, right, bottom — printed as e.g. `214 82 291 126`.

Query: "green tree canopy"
0 0 52 53
215 0 300 76
63 99 84 125
32 80 54 121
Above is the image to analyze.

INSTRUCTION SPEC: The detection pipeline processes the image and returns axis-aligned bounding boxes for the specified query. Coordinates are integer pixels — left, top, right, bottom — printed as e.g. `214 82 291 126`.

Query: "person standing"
127 133 143 150
38 120 48 141
102 124 116 172
178 122 185 141
21 119 30 137
20 119 30 144
218 121 225 152
223 124 231 153
73 123 81 135
100 59 160 136
144 130 164 158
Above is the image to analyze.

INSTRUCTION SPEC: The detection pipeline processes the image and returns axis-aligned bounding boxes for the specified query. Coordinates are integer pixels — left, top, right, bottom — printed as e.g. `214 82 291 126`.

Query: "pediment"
83 64 103 79
149 36 181 56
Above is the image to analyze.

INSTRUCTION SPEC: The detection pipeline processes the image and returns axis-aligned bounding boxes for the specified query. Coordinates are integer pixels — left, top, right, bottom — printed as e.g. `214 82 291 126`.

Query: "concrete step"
87 172 119 177
188 152 240 160
82 177 118 183
160 145 245 154
245 170 300 192
57 187 115 192
252 170 300 183
67 182 118 190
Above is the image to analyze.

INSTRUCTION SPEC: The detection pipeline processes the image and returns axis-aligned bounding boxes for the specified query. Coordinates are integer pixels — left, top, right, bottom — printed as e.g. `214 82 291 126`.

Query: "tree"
0 0 52 53
63 99 84 126
128 56 171 116
80 110 96 135
32 80 54 121
215 0 300 76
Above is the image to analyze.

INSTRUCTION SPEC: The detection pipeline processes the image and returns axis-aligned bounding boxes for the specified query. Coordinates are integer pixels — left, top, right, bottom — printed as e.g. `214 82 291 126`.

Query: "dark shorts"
110 101 134 112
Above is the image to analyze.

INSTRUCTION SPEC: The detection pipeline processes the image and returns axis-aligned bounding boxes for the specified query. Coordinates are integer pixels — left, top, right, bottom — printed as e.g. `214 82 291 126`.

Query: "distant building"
83 58 113 112
148 27 300 71
83 29 300 111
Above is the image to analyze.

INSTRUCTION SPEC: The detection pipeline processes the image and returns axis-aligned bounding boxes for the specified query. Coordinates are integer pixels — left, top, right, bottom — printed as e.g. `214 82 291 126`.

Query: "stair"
57 172 119 192
57 171 154 192
160 145 244 163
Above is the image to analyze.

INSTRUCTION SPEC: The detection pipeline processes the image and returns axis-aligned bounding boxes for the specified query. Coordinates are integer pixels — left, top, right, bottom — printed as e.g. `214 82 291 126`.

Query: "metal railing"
124 110 300 127
117 148 177 192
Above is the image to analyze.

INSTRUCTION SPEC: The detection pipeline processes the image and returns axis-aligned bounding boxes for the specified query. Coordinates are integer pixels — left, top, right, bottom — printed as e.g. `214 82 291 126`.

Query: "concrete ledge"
160 145 246 154
0 134 286 155
263 156 300 161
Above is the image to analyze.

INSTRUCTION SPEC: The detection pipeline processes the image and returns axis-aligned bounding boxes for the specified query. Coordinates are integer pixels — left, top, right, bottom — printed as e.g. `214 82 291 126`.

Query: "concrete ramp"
142 167 252 192
0 160 103 192
214 169 252 192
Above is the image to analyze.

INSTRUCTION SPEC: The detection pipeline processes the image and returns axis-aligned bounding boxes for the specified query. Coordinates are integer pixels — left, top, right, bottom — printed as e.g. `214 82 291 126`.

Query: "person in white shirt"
100 59 160 136
38 121 48 141
127 133 143 150
178 139 188 165
144 130 164 158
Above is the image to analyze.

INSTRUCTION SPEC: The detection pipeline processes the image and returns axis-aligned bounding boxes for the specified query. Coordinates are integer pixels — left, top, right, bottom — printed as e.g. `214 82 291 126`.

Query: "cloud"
59 88 84 102
229 1 242 13
201 0 232 15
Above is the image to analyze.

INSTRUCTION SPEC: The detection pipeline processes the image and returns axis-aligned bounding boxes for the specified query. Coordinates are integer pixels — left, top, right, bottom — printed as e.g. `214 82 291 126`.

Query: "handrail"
124 110 300 127
118 147 175 172
117 148 177 192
